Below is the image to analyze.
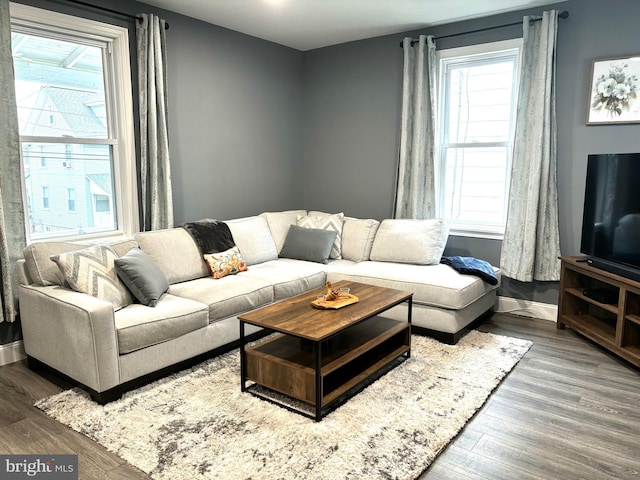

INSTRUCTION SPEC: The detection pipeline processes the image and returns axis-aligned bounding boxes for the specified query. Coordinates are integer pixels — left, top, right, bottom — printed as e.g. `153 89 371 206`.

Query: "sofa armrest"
19 284 120 393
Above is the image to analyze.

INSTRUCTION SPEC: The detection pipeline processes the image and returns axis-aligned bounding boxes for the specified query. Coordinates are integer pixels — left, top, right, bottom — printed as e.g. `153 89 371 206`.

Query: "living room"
1 0 639 478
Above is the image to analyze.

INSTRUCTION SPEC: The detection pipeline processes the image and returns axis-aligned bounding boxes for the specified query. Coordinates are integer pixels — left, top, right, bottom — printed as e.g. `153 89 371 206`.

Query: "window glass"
437 40 521 237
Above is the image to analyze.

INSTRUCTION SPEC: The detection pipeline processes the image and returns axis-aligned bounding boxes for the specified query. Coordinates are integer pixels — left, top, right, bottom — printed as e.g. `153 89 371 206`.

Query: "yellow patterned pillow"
203 246 248 279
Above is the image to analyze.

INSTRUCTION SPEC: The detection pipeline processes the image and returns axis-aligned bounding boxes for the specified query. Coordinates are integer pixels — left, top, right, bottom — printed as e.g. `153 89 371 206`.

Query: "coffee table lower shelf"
243 316 410 421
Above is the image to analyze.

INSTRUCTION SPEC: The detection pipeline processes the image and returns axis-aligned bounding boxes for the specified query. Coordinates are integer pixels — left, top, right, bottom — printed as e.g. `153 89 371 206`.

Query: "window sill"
448 229 504 241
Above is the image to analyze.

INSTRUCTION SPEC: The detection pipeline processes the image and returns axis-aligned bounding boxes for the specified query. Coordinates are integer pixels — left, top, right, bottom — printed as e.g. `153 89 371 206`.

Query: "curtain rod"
399 10 568 47
62 0 170 29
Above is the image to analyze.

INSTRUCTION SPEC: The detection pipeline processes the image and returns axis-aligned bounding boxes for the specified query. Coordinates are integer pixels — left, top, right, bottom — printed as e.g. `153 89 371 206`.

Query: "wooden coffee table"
238 281 413 421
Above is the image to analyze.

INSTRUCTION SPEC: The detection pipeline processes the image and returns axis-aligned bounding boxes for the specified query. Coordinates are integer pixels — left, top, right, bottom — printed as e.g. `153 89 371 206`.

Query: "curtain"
136 13 173 231
394 35 437 219
500 10 562 282
0 0 27 323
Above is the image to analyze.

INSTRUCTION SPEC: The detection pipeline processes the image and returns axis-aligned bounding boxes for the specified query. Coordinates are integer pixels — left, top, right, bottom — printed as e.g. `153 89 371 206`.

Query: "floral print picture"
587 56 640 124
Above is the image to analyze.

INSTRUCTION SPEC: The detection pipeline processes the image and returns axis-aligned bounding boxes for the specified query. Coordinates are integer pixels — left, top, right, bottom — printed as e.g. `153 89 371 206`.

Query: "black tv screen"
581 153 640 274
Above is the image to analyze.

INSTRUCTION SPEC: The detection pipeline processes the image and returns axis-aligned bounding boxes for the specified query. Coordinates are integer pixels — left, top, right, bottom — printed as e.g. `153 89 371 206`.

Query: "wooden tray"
311 294 359 310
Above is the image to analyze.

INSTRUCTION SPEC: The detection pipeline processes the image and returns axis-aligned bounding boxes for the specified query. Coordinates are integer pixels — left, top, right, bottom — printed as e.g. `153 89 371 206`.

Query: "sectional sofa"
17 210 500 403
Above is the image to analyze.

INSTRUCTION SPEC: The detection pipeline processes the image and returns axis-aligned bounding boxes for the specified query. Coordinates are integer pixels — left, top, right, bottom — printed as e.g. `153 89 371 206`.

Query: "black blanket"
181 220 235 255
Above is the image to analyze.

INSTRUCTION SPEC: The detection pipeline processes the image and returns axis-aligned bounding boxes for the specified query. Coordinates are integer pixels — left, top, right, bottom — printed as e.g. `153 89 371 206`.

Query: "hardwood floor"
424 314 640 480
1 313 638 479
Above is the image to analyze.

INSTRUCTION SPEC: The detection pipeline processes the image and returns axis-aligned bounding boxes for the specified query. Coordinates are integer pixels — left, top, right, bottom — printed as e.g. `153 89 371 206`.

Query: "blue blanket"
440 256 498 285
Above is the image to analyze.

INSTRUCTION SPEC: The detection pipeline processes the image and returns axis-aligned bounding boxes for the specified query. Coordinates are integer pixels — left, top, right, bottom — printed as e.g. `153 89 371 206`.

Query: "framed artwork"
587 55 640 125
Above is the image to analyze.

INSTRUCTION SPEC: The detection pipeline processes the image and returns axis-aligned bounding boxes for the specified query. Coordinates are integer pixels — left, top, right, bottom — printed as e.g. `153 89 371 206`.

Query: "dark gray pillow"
115 248 169 307
278 225 338 264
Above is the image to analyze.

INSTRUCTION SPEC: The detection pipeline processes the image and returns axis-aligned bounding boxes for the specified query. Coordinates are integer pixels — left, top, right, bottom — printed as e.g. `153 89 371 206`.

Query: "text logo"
0 455 78 479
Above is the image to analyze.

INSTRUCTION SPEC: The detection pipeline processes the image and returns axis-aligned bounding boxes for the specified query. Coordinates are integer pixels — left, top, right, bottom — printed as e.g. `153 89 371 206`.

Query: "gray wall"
163 13 305 224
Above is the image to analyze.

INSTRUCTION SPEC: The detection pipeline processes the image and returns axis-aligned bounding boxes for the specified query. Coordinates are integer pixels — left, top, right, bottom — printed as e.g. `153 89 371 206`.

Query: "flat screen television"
581 153 640 282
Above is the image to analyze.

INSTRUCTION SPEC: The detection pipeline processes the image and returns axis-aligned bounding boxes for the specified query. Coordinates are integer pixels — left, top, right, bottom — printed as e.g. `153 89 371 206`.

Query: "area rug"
35 330 531 480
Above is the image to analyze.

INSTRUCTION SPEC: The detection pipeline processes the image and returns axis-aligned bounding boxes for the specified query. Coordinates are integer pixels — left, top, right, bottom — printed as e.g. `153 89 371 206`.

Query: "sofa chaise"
17 210 500 403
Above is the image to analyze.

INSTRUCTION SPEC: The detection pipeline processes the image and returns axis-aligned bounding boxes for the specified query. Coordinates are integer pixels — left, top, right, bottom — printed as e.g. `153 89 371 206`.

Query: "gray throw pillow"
278 225 338 264
115 248 169 307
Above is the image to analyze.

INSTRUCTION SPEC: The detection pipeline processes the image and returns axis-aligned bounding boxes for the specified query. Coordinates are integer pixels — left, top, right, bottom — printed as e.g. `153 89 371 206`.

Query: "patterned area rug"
35 330 531 480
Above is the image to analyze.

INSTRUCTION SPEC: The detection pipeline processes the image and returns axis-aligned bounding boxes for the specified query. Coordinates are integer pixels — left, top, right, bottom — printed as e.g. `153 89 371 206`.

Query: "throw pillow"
51 245 133 311
203 246 248 279
181 220 236 254
115 248 169 307
370 218 450 265
296 212 344 259
279 225 338 264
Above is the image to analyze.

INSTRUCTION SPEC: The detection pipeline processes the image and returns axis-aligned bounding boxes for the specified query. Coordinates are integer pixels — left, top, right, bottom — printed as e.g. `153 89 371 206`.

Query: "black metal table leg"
407 296 412 359
240 320 247 392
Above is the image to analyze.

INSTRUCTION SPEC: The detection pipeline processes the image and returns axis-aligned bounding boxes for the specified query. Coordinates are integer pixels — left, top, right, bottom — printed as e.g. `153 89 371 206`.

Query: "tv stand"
558 256 640 369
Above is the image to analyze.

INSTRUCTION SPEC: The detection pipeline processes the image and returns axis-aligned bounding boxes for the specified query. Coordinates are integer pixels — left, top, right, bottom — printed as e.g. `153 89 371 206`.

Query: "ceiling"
139 0 566 51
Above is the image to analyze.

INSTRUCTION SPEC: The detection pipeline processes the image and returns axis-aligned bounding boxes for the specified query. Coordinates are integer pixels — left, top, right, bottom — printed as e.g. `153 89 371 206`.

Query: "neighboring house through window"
10 2 138 242
436 39 521 238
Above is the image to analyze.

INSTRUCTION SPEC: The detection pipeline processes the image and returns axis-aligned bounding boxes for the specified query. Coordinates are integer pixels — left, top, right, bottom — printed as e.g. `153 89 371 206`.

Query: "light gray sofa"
17 210 500 403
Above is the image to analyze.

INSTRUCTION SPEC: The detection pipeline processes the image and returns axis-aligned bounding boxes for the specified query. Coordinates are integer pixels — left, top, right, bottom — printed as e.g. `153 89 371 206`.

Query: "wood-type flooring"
1 313 638 479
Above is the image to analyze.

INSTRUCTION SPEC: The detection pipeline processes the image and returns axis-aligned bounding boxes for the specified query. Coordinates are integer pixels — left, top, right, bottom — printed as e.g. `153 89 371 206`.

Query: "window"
94 194 111 213
437 39 521 238
41 186 49 209
67 188 76 212
10 3 138 242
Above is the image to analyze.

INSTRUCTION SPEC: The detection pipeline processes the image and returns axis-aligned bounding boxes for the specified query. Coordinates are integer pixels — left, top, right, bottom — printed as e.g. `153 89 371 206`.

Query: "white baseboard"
496 296 557 322
0 340 26 366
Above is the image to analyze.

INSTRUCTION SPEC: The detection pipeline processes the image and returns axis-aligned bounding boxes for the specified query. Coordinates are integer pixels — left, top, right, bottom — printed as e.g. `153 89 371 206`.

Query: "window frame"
10 2 139 243
436 38 522 239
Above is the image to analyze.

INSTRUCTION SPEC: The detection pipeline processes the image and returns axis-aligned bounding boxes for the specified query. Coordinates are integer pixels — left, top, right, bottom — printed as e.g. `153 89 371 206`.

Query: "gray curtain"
500 10 561 282
136 13 173 231
0 0 27 323
394 35 437 219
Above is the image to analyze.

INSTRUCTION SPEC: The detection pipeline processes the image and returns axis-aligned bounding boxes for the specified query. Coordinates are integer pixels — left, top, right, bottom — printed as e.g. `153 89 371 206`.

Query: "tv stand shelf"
558 256 640 368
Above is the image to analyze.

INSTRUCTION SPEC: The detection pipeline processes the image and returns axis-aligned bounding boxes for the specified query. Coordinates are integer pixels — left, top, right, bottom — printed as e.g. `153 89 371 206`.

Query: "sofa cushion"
22 238 139 287
203 246 248 279
370 219 449 265
114 294 209 354
341 217 380 262
51 244 133 311
168 275 274 323
226 216 278 266
135 228 209 284
241 258 327 300
297 212 344 259
107 239 139 258
115 248 169 307
23 241 87 286
279 225 337 264
260 210 307 253
327 261 499 310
